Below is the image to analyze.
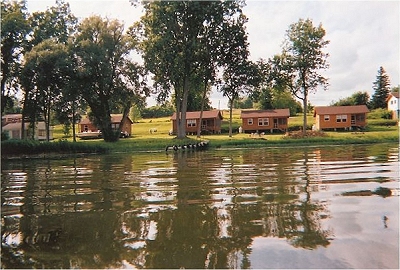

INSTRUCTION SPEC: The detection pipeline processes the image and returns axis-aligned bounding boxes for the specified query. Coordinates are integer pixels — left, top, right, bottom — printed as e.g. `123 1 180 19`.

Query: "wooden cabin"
240 109 290 133
78 114 133 138
170 110 223 135
313 105 369 131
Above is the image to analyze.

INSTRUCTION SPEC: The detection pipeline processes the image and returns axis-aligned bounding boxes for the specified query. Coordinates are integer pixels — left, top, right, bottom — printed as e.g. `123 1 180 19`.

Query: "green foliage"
141 104 175 119
1 131 10 141
268 18 330 134
1 0 30 114
1 139 108 156
368 108 393 119
73 15 148 142
331 91 370 106
233 97 253 109
137 1 249 138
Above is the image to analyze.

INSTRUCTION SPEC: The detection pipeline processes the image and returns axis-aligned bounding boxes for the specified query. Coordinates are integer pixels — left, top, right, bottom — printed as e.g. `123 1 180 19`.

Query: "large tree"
19 0 76 139
220 60 261 137
270 18 329 135
73 15 148 142
1 0 29 115
370 66 391 109
136 0 247 139
21 40 70 141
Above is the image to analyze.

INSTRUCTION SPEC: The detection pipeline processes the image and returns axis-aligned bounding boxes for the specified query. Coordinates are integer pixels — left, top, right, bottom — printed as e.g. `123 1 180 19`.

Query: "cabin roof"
240 109 290 118
80 114 133 125
313 105 369 116
1 114 22 120
387 92 399 100
171 110 223 120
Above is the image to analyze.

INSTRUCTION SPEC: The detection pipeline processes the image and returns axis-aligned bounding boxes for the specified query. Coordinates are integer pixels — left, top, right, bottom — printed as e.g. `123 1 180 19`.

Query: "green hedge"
1 139 109 156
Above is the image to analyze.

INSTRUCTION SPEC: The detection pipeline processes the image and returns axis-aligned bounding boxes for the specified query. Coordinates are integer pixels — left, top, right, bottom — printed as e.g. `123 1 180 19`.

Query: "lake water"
1 143 399 269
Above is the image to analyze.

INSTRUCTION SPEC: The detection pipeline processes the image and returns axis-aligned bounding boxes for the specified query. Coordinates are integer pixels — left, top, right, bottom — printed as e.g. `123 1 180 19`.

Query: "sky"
26 0 399 109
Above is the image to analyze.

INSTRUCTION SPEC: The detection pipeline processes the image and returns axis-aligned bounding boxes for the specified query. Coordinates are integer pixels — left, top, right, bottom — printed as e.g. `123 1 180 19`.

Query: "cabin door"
274 119 278 128
351 115 356 125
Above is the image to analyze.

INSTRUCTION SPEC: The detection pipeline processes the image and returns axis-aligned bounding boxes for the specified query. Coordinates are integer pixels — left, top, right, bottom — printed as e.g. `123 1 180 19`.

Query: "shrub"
368 108 392 119
1 139 109 156
1 131 10 141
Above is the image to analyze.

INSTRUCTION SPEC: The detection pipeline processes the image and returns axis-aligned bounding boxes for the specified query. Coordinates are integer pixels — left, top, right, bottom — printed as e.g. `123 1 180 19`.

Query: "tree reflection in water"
1 144 398 269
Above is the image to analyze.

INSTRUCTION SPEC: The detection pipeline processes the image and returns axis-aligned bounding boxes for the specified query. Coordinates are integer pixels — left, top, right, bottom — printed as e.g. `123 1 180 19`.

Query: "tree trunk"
177 77 189 139
197 81 208 138
229 98 234 137
302 92 308 136
72 101 76 142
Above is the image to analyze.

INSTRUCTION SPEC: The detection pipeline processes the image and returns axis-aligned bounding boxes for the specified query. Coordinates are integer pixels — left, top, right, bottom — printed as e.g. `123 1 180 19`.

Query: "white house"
2 114 53 140
387 92 399 119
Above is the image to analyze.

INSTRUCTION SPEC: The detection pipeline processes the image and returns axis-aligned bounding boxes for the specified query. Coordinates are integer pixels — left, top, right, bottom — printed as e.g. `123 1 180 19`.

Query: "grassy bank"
2 110 399 158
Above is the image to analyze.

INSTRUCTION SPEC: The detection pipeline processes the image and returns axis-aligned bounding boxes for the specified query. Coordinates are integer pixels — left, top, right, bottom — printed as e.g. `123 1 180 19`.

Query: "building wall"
387 96 399 119
79 120 131 134
316 113 367 130
241 117 288 133
172 118 221 134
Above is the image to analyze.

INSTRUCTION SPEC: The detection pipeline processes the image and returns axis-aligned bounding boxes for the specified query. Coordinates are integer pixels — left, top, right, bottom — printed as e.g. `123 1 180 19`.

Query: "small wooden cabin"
171 110 223 135
313 105 369 131
79 114 133 135
240 109 290 133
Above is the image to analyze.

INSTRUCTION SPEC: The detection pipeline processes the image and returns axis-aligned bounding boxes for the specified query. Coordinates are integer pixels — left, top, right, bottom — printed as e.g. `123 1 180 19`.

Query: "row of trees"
2 0 331 141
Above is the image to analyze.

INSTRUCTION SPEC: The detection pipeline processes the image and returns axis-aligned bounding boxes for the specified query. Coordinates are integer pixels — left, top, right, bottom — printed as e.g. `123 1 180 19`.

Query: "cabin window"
258 118 269 126
278 118 287 125
247 118 253 125
324 115 330 121
38 129 46 137
111 123 120 129
336 115 347 122
187 119 196 127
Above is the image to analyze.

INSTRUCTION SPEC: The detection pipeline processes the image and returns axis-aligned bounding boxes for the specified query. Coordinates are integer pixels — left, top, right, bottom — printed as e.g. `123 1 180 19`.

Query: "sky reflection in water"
1 143 399 269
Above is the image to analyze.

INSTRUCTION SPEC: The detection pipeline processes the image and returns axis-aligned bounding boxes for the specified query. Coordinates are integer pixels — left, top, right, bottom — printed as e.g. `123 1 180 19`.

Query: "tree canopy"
268 18 330 134
136 0 249 138
73 15 148 142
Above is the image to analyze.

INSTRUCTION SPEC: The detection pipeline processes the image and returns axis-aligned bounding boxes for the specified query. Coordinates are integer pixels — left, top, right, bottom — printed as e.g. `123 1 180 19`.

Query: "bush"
1 131 10 141
1 139 109 156
368 108 392 119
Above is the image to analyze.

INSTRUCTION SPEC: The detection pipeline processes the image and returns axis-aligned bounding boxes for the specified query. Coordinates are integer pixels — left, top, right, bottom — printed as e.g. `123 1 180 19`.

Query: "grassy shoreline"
2 128 398 159
2 112 399 159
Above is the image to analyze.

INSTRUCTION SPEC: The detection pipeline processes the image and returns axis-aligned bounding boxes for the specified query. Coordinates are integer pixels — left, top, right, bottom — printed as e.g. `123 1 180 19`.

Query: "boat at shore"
76 131 102 140
165 140 209 151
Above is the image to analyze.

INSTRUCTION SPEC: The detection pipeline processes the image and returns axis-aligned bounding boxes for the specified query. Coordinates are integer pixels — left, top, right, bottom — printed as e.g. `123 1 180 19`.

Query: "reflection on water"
1 143 399 269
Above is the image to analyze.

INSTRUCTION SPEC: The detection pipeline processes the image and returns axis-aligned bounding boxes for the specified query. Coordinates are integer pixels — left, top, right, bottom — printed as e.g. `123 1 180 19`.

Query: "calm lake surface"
1 143 399 269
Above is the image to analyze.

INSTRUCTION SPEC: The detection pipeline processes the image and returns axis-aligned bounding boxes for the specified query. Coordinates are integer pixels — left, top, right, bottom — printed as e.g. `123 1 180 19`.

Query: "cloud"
26 0 399 107
244 1 399 106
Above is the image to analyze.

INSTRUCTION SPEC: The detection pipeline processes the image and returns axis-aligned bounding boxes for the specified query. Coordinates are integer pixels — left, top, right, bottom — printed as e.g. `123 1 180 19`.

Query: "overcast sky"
26 0 399 109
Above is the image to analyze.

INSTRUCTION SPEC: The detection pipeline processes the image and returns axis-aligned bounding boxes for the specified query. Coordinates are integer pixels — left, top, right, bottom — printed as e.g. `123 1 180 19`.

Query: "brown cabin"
313 105 369 131
240 109 290 133
79 114 133 136
171 110 223 135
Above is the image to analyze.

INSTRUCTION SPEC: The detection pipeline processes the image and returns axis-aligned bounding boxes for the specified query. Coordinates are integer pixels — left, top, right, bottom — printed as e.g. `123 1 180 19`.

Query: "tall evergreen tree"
370 66 391 109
